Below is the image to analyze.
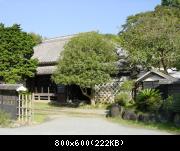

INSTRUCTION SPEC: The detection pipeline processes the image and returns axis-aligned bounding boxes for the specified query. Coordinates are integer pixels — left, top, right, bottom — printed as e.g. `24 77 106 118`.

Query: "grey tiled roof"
32 35 74 64
0 84 23 90
136 69 177 84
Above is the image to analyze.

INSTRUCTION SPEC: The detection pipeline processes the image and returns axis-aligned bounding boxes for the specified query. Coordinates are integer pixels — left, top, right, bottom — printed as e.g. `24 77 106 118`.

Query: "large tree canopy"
0 24 38 83
162 0 180 8
52 32 118 104
119 6 180 73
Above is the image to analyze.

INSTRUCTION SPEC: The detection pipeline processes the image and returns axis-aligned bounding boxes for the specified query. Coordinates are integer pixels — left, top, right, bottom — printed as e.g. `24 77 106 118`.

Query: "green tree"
162 0 180 8
119 6 180 74
52 32 118 105
29 32 42 45
0 24 38 83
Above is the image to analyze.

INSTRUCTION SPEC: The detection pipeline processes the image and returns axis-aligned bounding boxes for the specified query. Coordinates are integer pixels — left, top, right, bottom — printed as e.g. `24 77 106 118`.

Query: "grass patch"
33 102 53 124
108 117 180 134
0 110 11 127
79 103 109 110
34 101 108 110
33 113 49 124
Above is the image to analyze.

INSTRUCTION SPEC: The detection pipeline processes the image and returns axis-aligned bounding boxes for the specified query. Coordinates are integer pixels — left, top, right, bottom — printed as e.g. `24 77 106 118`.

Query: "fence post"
32 93 34 122
17 93 34 124
25 94 28 122
18 94 21 121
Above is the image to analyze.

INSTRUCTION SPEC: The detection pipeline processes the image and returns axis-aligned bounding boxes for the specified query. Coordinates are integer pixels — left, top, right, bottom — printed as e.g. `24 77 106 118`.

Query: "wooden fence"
17 93 34 123
95 78 126 103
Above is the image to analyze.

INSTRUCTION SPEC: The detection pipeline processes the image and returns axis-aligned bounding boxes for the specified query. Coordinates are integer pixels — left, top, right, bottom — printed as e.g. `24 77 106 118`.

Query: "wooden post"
28 94 31 123
25 94 28 122
48 87 49 94
18 94 21 121
22 94 24 122
32 93 34 122
48 87 50 101
35 87 37 93
41 87 43 93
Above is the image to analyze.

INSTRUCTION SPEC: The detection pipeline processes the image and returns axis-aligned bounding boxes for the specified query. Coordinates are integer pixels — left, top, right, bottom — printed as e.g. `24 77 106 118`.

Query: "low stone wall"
109 104 180 127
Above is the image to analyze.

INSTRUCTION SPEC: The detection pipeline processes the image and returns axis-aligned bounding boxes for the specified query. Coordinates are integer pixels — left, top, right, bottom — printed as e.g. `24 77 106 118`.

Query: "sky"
0 0 161 38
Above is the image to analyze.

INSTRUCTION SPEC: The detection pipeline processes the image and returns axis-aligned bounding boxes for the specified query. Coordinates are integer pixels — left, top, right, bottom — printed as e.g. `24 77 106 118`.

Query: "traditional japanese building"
26 35 130 102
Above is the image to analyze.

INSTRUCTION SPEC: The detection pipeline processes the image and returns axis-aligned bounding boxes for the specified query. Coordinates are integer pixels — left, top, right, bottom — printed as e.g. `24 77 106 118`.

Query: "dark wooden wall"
0 90 18 119
26 75 57 93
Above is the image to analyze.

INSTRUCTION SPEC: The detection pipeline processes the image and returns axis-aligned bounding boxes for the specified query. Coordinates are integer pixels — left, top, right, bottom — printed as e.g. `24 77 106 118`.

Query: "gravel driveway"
0 114 171 135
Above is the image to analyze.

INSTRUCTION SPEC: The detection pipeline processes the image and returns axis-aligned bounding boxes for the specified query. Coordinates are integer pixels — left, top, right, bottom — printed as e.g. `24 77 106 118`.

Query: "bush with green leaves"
136 89 163 113
172 93 180 113
0 110 11 127
162 95 173 112
52 32 118 105
115 92 131 106
120 80 135 91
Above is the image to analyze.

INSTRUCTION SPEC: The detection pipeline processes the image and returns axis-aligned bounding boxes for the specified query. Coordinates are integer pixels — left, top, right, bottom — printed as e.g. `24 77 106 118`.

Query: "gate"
17 93 34 123
0 84 33 123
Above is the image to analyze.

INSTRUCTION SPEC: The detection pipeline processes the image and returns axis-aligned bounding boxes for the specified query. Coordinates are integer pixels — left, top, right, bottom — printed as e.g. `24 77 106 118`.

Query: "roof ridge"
136 69 176 82
43 34 76 43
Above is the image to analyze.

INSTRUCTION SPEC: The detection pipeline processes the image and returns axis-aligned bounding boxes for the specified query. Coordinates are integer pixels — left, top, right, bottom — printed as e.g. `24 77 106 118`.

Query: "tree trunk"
90 98 95 106
80 87 95 106
161 58 168 74
160 49 168 74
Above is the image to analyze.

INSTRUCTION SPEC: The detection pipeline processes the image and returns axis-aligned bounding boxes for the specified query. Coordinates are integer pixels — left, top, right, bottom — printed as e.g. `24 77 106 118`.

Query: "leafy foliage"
172 93 180 113
29 32 42 45
0 24 38 83
52 32 118 103
120 80 135 91
0 110 11 127
162 0 180 8
119 6 180 73
114 92 130 106
136 89 163 113
162 95 173 112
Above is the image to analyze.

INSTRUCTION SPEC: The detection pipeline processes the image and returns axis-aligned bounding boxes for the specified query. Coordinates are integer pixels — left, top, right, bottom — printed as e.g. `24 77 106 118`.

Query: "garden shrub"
120 80 135 91
136 89 163 113
114 92 130 106
162 95 173 112
172 93 180 113
0 110 11 127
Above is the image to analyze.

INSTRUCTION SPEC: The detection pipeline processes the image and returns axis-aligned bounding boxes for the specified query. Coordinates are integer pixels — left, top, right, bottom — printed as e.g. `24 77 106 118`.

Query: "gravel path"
0 114 171 135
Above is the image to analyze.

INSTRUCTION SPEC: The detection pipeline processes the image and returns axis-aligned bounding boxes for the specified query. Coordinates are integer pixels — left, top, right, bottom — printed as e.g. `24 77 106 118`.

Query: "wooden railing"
34 87 57 101
34 93 57 101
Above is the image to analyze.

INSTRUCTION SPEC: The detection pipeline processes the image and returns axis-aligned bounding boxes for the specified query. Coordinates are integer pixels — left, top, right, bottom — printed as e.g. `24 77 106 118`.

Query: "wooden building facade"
26 36 71 102
26 35 130 103
26 35 91 102
134 70 180 100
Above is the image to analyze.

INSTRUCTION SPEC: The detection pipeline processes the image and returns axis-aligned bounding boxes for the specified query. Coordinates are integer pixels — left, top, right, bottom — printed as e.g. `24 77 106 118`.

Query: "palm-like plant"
136 89 162 112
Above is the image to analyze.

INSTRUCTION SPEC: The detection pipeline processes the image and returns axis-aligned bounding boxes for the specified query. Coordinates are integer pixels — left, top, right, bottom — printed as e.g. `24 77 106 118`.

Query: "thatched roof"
36 66 57 75
32 35 128 75
32 35 74 65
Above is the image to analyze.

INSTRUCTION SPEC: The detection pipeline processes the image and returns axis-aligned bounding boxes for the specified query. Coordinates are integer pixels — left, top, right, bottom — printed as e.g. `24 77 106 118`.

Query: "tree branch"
80 87 92 99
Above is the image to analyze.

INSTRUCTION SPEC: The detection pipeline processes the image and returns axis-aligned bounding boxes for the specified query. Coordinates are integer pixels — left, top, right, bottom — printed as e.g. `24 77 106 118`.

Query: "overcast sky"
0 0 161 38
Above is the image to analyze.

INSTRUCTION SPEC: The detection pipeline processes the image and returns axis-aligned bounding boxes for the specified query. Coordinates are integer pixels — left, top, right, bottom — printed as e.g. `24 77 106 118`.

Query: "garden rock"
122 110 137 121
174 114 180 127
138 114 150 123
149 114 157 123
110 104 121 117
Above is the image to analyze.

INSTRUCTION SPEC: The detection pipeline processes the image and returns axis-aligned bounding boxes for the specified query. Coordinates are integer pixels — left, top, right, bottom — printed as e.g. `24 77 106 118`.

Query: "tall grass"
0 110 11 127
